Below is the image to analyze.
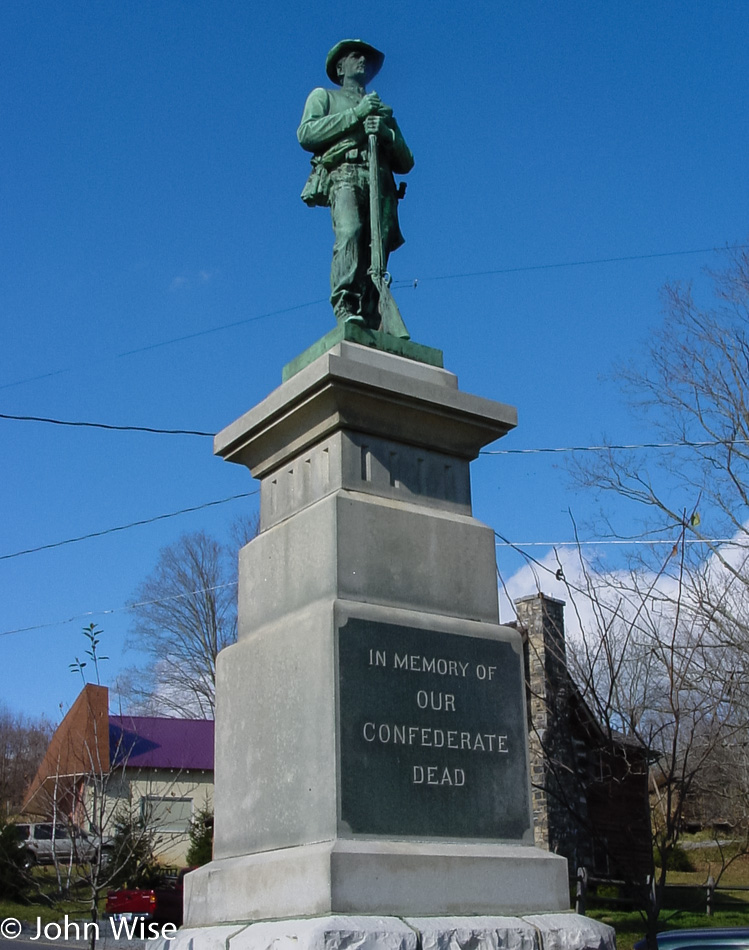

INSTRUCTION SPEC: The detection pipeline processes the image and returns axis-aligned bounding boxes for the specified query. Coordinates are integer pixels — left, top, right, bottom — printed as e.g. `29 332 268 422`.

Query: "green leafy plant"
185 804 213 867
0 818 30 902
105 810 161 889
69 624 109 685
656 845 695 873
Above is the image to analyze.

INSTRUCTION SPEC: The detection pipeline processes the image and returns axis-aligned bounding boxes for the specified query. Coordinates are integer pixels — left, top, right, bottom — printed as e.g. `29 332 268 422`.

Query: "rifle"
368 133 410 340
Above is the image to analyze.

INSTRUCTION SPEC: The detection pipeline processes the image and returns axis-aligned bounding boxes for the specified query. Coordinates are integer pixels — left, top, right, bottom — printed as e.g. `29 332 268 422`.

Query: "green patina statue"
298 39 414 338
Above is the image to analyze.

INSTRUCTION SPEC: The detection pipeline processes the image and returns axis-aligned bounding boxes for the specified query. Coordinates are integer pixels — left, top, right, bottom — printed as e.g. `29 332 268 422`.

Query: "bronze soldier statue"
298 39 414 333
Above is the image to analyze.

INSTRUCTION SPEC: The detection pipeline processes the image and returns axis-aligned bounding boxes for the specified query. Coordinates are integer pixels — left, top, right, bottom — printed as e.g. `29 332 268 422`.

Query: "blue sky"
2 1 748 721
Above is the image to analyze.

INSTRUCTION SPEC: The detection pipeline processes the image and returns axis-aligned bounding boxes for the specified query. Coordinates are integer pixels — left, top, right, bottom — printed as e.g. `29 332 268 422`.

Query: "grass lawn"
668 842 749 887
0 867 105 928
586 841 749 949
5 843 748 946
0 897 88 928
588 909 749 950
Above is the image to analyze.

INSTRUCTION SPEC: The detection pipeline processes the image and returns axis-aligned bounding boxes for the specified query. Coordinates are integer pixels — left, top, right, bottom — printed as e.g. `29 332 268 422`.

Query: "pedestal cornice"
214 343 517 480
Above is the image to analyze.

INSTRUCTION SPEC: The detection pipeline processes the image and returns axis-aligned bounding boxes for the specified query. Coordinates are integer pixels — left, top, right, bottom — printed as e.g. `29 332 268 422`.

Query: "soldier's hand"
364 115 395 143
371 92 393 118
354 92 392 120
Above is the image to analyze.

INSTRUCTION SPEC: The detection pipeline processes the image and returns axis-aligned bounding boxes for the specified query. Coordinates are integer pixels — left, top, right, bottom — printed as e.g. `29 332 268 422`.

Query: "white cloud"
168 270 216 291
498 523 749 647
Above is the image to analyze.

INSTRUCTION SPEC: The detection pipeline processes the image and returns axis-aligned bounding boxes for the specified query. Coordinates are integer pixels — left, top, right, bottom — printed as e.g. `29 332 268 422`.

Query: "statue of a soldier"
298 39 414 334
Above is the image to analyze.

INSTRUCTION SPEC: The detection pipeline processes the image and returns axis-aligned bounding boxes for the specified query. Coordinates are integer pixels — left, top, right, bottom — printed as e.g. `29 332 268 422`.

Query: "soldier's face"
337 52 368 82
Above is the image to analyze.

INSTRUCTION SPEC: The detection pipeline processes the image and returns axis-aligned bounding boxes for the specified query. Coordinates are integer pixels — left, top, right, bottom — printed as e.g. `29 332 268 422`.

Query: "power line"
0 491 258 562
0 298 328 391
116 299 328 358
0 582 239 638
495 537 747 548
0 433 744 564
493 528 688 629
3 529 744 639
4 411 749 458
0 412 213 437
3 242 744 392
391 243 749 287
0 425 744 565
481 439 749 455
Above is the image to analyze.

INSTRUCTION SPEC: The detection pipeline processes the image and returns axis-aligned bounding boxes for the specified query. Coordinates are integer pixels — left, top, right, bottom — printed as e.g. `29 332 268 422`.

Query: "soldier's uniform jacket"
297 87 413 249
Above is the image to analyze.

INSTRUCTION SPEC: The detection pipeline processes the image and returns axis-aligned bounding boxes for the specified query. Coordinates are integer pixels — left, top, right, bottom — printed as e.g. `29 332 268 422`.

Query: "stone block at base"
149 915 615 950
521 916 615 950
408 916 538 950
184 839 570 925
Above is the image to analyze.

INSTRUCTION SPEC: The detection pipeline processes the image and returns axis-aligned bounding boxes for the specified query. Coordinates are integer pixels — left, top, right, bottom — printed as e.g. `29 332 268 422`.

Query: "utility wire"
493 528 692 632
0 412 214 437
1 477 741 566
0 432 744 563
0 535 554 638
492 528 599 587
116 298 328 358
3 242 744 392
481 439 749 455
0 491 258 562
3 528 745 638
391 243 749 288
3 412 749 458
0 582 239 638
495 537 747 548
0 298 328 391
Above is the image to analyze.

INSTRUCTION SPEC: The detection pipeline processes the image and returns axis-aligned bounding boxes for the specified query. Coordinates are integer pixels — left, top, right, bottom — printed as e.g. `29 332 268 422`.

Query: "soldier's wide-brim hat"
325 39 384 85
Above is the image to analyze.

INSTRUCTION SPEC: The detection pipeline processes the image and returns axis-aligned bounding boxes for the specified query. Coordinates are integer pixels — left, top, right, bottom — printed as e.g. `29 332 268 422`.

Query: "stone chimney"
515 594 569 852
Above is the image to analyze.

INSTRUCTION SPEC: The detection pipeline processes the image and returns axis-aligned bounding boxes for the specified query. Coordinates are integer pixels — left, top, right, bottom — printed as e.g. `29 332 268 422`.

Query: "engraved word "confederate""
363 722 509 752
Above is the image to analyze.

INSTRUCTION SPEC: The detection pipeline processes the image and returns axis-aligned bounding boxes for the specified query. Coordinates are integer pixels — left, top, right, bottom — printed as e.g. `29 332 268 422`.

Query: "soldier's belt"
343 148 368 163
319 142 368 168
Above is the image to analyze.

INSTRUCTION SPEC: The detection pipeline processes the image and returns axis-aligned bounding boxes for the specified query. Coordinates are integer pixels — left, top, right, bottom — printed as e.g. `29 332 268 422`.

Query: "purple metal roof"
109 716 214 771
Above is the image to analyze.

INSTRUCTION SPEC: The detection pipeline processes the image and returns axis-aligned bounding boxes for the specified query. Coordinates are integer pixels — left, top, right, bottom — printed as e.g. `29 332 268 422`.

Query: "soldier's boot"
333 292 366 327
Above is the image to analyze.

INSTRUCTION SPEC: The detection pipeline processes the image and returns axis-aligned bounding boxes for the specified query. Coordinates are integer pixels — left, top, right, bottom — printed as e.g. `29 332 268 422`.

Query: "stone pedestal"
181 341 614 950
153 915 614 950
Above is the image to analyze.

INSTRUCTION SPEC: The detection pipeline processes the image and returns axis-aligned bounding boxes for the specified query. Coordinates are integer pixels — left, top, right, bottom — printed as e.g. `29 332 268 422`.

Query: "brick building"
22 685 213 865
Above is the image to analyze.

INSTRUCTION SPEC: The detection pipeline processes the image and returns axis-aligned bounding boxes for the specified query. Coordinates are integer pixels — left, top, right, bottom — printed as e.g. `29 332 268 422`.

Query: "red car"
106 868 192 926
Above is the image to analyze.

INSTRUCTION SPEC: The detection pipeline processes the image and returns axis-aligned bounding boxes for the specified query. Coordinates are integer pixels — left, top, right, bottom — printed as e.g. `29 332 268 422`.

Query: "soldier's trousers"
328 164 396 324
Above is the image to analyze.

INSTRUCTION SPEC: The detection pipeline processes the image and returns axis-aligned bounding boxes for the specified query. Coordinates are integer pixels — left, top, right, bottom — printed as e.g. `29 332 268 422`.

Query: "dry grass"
667 842 749 887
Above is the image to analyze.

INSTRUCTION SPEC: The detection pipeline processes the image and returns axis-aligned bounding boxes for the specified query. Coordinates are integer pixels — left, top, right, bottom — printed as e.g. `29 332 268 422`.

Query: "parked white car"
14 821 106 867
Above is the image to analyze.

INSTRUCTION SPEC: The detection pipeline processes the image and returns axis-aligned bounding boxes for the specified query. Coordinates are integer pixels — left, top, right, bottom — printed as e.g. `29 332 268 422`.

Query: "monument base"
150 914 615 950
281 323 444 381
193 346 614 948
184 839 570 925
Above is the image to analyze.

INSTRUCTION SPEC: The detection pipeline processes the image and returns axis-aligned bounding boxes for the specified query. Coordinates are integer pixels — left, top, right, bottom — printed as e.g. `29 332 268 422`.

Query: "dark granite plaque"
337 618 530 840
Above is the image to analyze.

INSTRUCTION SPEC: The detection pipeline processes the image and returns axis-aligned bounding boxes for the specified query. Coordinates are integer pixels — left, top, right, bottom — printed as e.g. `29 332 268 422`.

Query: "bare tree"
0 706 52 816
515 532 744 949
561 242 749 878
532 520 749 947
229 511 260 551
122 530 241 718
572 246 749 687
